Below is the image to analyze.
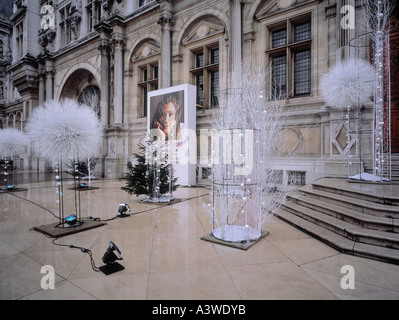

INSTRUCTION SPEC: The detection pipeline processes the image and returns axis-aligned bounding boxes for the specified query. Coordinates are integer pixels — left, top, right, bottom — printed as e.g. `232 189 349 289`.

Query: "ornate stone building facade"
1 0 396 185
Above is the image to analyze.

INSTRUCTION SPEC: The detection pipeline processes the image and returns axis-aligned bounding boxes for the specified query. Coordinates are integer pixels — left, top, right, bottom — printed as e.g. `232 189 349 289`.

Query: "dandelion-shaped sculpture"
203 63 291 245
26 99 101 227
320 58 375 180
0 128 29 191
320 59 374 110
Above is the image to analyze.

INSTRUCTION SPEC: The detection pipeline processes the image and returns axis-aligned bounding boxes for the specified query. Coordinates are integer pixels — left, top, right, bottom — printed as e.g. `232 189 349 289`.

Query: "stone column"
158 13 175 89
45 67 54 101
22 100 27 125
98 39 111 126
112 36 125 125
230 0 242 74
38 69 45 105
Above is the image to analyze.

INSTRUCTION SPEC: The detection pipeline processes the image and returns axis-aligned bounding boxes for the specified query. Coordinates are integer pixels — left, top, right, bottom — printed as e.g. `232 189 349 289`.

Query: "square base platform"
33 219 106 238
140 198 182 206
0 187 28 193
67 186 100 191
201 230 269 251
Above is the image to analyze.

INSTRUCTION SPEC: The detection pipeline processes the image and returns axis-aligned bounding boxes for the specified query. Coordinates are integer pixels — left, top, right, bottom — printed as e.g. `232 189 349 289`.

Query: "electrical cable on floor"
5 185 210 273
3 189 60 219
52 238 101 273
86 215 117 222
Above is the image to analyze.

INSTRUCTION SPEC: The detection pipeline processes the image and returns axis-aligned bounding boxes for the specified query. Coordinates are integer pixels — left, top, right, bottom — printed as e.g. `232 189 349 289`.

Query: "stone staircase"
276 178 399 265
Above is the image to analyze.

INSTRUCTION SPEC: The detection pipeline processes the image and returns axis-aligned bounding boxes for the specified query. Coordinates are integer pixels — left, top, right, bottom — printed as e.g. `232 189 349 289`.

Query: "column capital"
157 13 175 29
45 67 55 78
98 39 112 55
38 65 46 78
112 36 126 50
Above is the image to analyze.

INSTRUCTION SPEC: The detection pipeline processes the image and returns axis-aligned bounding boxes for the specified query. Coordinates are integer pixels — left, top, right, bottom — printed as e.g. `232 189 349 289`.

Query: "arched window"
7 114 14 128
131 40 161 118
181 16 225 110
78 85 101 119
15 112 22 130
265 13 312 99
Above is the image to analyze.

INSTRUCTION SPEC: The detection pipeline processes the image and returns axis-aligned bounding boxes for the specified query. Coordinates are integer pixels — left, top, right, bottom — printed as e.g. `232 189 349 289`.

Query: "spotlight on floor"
117 202 131 218
99 241 125 275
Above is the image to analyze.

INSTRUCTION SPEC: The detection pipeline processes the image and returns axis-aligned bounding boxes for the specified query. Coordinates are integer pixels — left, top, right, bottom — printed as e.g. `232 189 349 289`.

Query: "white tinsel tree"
363 0 394 180
203 63 296 243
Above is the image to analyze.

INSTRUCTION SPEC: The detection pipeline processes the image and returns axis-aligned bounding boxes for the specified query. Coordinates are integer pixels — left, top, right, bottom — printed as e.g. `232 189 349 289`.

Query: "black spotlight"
117 203 131 218
100 241 124 275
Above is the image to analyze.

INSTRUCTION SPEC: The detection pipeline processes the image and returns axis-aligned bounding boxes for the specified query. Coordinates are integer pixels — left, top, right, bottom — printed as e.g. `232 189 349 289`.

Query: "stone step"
311 179 399 206
276 208 399 265
298 184 399 219
287 192 399 231
280 200 399 249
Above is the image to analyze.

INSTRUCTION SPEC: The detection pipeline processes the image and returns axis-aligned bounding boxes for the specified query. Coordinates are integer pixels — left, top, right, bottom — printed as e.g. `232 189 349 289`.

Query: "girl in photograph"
150 92 183 141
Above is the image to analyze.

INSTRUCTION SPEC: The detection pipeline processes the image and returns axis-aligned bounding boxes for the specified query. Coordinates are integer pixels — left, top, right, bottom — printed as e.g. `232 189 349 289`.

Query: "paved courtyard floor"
1 174 399 300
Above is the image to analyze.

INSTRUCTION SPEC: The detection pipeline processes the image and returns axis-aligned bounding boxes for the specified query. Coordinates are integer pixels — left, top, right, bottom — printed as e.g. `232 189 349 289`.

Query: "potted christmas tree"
121 136 178 202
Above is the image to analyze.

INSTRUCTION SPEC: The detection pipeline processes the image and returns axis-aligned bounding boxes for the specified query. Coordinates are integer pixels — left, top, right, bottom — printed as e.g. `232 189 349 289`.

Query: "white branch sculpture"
364 0 393 180
203 63 296 243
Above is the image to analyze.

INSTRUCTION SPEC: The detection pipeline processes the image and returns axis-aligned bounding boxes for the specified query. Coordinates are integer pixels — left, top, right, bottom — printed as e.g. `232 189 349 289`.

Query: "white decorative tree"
0 128 29 190
320 58 375 179
364 0 394 181
26 99 101 226
78 85 101 186
203 63 295 244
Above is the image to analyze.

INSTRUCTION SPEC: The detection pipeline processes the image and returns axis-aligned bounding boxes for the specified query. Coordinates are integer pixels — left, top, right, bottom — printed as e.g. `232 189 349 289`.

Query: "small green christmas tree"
66 158 98 178
121 141 178 198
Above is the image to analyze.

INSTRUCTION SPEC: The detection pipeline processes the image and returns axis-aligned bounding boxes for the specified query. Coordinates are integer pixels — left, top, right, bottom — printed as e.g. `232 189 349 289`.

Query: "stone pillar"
112 36 125 125
230 0 242 73
158 13 175 88
45 67 54 101
22 100 27 125
38 69 45 105
98 39 111 126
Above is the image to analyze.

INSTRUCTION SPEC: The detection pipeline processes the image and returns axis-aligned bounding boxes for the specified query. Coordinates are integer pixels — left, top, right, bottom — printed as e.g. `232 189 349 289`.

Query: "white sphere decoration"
320 59 375 109
26 99 102 163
